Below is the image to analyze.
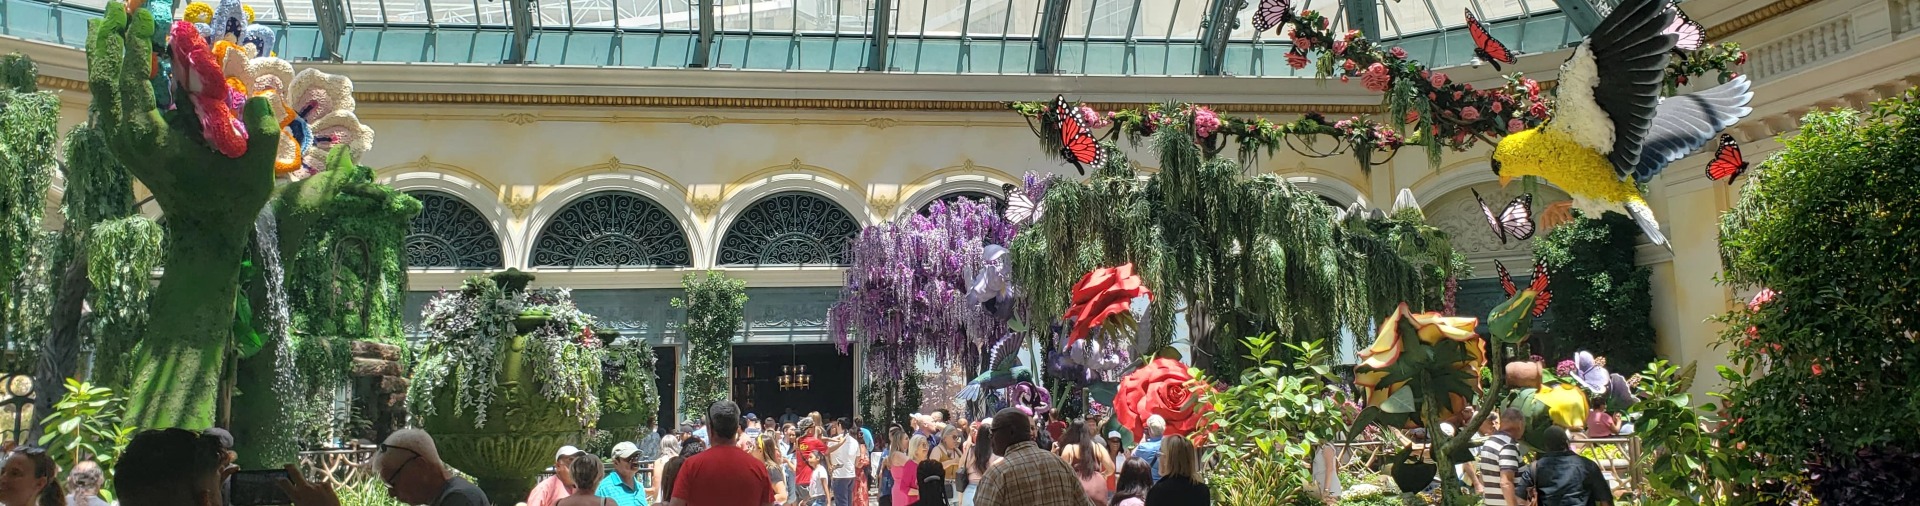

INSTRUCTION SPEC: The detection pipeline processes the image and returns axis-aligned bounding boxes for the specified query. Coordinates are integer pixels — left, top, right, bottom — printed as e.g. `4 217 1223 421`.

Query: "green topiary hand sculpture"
88 1 281 429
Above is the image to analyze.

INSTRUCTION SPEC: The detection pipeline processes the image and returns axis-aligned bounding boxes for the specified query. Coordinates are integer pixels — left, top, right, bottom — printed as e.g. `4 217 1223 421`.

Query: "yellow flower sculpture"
1354 303 1486 428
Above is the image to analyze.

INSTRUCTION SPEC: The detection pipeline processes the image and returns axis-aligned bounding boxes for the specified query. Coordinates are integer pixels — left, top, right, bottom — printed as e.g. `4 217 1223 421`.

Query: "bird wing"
1553 0 1676 178
1628 76 1755 182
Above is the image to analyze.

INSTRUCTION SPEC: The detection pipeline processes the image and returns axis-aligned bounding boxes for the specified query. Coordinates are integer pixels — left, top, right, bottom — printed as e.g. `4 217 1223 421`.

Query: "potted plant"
409 273 603 503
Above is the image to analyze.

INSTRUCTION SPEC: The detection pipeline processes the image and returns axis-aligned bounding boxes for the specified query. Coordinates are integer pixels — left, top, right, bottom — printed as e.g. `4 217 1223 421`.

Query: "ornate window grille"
717 192 861 266
403 191 505 269
916 190 997 216
530 191 693 267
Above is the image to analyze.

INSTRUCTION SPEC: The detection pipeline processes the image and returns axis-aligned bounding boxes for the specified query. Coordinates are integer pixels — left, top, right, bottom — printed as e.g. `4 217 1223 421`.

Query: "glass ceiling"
10 0 1584 75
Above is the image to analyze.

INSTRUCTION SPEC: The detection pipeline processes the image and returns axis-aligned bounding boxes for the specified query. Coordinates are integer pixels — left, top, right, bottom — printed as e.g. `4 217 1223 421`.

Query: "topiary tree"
1716 88 1920 502
88 3 283 429
1533 212 1657 373
672 272 746 423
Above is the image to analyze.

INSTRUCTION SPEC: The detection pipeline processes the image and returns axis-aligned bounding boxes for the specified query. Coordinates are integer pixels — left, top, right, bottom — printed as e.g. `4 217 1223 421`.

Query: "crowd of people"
0 398 1621 506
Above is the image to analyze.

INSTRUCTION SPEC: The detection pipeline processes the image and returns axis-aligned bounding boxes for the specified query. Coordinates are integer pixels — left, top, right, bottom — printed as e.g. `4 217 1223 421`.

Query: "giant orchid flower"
1063 263 1152 346
1354 303 1484 427
1005 382 1052 419
277 69 374 179
168 21 249 158
1573 351 1609 394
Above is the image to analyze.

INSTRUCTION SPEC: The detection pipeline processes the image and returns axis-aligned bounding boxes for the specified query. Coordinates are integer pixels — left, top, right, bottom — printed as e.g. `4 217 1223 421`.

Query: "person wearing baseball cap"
526 445 585 506
597 442 649 506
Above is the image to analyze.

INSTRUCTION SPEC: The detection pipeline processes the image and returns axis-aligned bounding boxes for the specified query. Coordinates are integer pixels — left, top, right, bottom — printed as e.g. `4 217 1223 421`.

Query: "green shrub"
37 380 134 499
1716 88 1920 500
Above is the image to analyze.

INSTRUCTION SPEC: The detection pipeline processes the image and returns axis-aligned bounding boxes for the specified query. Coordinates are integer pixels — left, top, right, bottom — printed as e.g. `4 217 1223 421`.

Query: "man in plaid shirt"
974 408 1097 506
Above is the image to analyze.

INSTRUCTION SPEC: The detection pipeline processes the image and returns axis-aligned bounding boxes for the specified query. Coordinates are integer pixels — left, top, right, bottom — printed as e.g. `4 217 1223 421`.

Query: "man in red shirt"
670 400 775 506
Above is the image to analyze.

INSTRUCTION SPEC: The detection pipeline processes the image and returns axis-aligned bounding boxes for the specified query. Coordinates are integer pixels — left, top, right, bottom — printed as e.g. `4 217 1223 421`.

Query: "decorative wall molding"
1748 17 1853 81
1897 0 1920 36
379 170 518 266
1707 0 1823 39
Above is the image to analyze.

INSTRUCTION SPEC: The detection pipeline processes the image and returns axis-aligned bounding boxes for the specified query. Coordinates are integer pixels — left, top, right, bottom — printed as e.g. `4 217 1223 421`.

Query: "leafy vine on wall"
672 271 747 423
1532 212 1656 373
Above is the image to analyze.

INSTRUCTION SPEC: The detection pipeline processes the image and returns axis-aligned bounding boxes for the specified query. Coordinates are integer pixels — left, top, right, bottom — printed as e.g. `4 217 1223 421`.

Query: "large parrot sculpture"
1490 0 1754 246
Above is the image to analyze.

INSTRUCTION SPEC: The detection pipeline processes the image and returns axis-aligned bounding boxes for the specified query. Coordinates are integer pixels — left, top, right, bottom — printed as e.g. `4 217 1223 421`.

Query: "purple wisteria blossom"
828 196 1018 380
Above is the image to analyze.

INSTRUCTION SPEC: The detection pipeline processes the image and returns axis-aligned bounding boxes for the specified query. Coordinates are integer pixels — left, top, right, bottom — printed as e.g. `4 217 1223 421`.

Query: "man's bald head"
990 408 1032 457
378 429 453 504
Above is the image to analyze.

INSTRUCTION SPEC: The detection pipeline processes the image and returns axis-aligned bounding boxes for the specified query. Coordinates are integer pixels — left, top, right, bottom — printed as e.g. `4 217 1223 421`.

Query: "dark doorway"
732 344 855 422
655 346 678 432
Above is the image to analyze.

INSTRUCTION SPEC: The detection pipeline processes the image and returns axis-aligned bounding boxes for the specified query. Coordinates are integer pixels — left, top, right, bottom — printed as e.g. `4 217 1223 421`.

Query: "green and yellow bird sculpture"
1491 0 1754 247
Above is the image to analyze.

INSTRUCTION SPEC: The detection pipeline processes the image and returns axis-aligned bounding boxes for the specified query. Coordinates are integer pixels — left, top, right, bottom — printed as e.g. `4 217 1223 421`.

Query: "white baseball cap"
611 442 641 459
555 445 583 459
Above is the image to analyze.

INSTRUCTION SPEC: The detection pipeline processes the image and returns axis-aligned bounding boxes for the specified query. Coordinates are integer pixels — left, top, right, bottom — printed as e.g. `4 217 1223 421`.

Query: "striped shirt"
1475 433 1524 506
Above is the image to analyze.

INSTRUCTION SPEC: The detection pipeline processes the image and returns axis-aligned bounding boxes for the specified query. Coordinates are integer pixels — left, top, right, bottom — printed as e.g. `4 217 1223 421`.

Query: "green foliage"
275 151 421 346
61 124 137 231
673 271 747 422
1 54 37 92
1627 360 1747 505
858 364 924 429
85 217 164 387
1203 334 1347 506
36 380 135 494
1715 89 1920 486
1533 212 1657 373
0 56 60 371
1011 111 1459 379
599 337 661 428
337 480 408 506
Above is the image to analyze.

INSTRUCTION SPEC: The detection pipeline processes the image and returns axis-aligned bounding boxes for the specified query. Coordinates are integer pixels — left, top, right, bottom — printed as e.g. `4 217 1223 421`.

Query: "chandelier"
779 364 811 390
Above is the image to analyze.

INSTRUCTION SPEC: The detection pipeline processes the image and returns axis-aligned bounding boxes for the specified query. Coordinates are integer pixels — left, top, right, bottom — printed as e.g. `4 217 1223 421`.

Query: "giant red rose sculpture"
1064 263 1152 346
1114 357 1212 445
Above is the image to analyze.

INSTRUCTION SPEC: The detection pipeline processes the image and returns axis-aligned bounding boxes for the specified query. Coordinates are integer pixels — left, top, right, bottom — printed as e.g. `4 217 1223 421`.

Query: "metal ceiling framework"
10 0 1589 74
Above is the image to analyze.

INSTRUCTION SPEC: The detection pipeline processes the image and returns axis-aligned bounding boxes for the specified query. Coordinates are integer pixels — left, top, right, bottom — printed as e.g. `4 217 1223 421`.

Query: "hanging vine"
672 271 747 422
1008 103 1463 378
85 217 164 388
0 57 60 371
410 276 607 428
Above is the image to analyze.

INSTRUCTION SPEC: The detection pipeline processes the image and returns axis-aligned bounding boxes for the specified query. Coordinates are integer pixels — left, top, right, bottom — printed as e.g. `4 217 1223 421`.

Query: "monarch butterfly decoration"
1474 189 1535 244
1051 95 1104 175
1662 2 1706 54
1464 9 1518 71
1496 258 1553 317
1705 134 1749 184
1251 0 1294 35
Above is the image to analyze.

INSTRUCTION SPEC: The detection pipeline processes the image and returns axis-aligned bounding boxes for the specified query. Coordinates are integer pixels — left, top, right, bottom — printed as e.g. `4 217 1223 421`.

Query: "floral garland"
1011 9 1747 170
410 277 605 427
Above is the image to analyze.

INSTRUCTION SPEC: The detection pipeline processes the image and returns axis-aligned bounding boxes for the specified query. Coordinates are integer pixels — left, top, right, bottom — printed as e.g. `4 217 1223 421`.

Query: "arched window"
404 191 504 269
530 191 692 267
917 190 998 216
717 191 861 266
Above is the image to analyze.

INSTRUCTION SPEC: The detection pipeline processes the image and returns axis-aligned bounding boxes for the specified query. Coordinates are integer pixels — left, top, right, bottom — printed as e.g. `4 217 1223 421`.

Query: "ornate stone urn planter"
410 272 603 504
417 333 588 503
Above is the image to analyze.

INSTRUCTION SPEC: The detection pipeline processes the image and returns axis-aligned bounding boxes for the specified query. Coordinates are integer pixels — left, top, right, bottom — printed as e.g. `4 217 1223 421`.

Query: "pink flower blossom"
1529 102 1549 118
1463 83 1474 93
1285 51 1311 69
1344 29 1361 41
1192 107 1221 138
1342 59 1357 72
1460 106 1481 121
1288 29 1308 48
1429 71 1448 88
1078 106 1111 129
1556 359 1577 376
1391 47 1408 59
1453 91 1464 101
1334 119 1354 132
1508 118 1527 133
1404 110 1421 124
1735 51 1749 65
1522 78 1541 97
1491 101 1503 113
1340 75 1350 83
1333 40 1348 55
1361 63 1392 92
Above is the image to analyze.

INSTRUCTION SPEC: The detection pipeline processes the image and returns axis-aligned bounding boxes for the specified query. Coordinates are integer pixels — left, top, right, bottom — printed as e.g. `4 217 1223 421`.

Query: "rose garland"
1010 9 1748 170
